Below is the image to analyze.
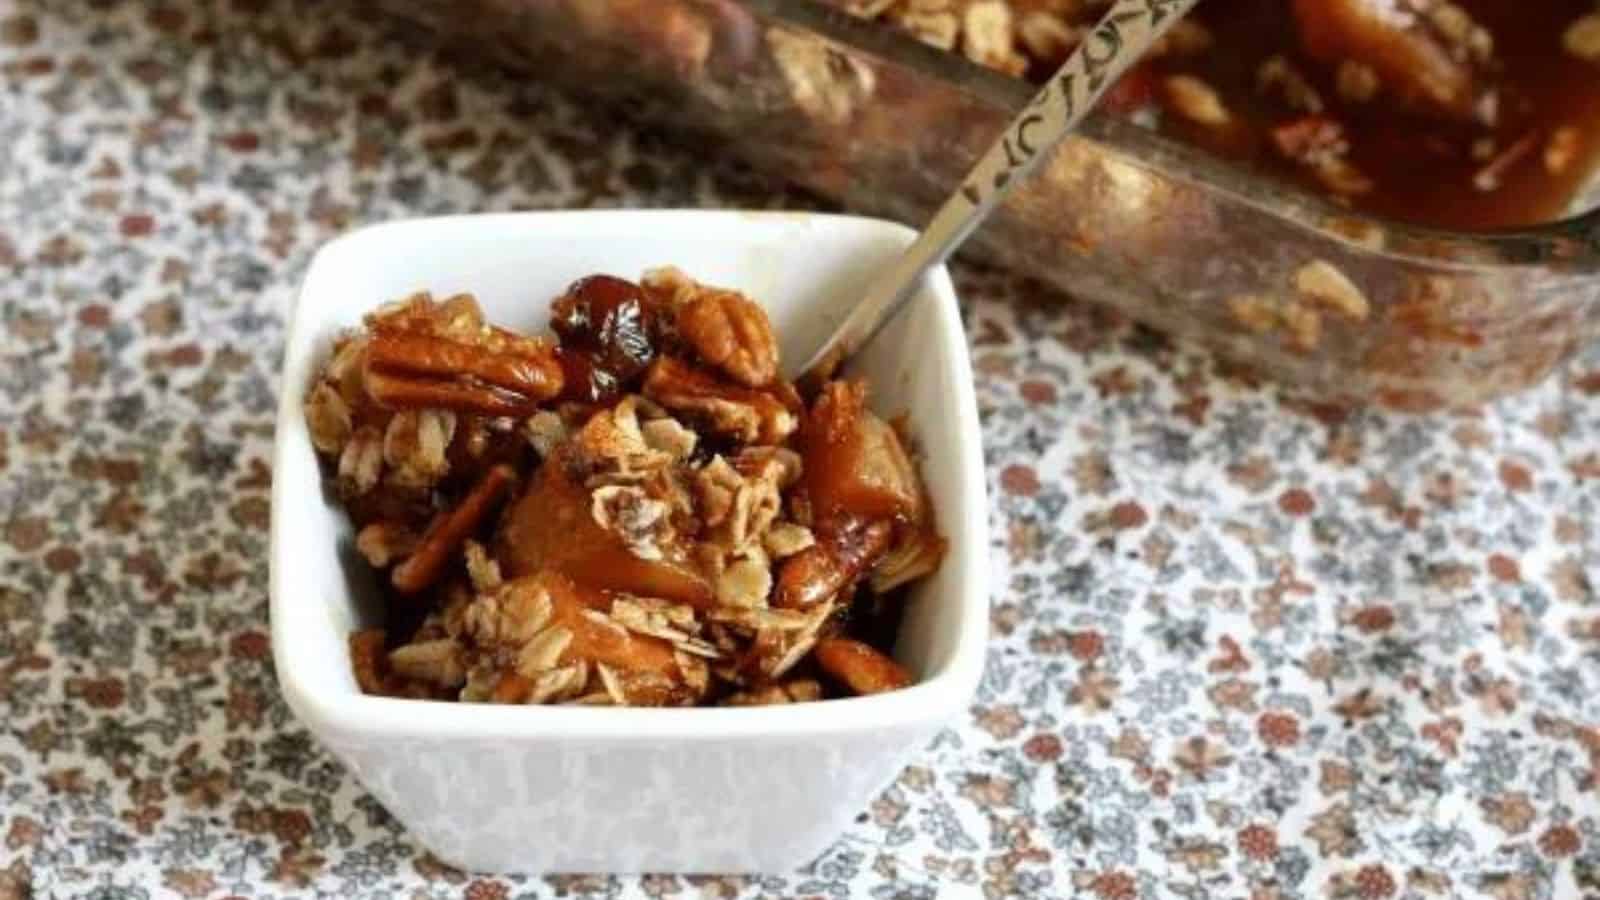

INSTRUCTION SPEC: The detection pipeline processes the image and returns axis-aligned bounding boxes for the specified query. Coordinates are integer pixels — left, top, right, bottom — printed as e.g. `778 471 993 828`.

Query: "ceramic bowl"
270 210 988 874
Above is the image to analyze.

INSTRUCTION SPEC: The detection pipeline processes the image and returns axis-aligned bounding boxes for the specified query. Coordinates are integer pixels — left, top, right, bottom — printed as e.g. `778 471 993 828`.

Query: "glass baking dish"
372 0 1600 410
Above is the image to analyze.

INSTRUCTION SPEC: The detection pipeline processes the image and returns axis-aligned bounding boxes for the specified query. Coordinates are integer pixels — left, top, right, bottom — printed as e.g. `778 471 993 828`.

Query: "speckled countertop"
2 2 1599 898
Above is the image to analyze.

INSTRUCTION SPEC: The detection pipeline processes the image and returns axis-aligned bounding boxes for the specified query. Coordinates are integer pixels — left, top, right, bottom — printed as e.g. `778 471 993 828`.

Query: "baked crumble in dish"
823 0 1600 230
304 268 945 706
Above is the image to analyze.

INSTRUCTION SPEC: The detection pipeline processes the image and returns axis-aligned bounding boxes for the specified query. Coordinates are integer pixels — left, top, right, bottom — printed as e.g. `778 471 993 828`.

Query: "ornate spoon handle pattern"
797 0 1204 384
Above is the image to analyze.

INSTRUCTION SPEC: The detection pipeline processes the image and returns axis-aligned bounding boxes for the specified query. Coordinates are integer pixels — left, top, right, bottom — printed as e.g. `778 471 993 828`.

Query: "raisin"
550 275 665 399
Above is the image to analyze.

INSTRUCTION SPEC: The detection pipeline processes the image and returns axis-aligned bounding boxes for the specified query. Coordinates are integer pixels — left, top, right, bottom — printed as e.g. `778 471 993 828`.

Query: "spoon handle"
797 0 1203 384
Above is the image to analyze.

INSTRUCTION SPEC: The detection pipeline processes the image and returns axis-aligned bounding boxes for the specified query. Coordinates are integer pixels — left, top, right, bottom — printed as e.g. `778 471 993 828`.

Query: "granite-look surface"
1 2 1598 898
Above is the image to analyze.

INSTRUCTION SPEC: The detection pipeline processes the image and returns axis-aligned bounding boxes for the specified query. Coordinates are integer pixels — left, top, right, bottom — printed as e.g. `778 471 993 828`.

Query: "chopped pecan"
1164 75 1230 127
773 518 892 609
524 410 569 457
349 629 449 699
1568 14 1600 63
1280 302 1323 353
961 1 1027 77
1257 55 1324 114
392 464 518 595
304 382 353 455
355 522 420 568
572 396 673 474
721 680 824 706
1016 11 1078 67
1335 60 1380 103
1295 260 1370 322
767 27 877 126
382 409 456 489
643 357 797 445
349 629 391 695
894 9 958 50
1226 294 1279 335
815 638 912 695
366 291 484 337
1546 126 1582 175
1269 116 1373 196
337 425 384 495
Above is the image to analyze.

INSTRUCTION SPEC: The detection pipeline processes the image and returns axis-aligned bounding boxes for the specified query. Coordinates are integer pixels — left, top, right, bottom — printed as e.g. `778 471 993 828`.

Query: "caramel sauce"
1138 0 1600 229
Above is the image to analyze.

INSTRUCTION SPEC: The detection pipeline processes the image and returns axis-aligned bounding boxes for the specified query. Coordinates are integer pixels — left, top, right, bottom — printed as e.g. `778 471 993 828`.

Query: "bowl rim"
270 209 989 743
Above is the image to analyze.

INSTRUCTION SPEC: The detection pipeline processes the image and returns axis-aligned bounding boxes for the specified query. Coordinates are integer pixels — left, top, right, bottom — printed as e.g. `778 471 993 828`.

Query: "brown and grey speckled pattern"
2 1 1599 898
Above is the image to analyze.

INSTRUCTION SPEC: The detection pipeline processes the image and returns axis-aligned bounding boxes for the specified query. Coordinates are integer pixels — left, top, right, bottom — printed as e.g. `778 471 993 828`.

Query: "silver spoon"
796 0 1203 387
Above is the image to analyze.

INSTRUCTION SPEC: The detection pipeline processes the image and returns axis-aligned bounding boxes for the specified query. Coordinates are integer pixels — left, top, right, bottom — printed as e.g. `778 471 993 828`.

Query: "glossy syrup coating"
551 274 671 403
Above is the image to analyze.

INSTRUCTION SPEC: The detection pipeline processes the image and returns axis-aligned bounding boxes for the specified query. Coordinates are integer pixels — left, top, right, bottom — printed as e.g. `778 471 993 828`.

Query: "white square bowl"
270 211 988 874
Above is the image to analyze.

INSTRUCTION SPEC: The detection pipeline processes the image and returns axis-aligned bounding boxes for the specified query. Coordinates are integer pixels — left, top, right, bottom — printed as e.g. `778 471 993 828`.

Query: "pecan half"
362 295 563 416
675 283 780 388
368 332 563 400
